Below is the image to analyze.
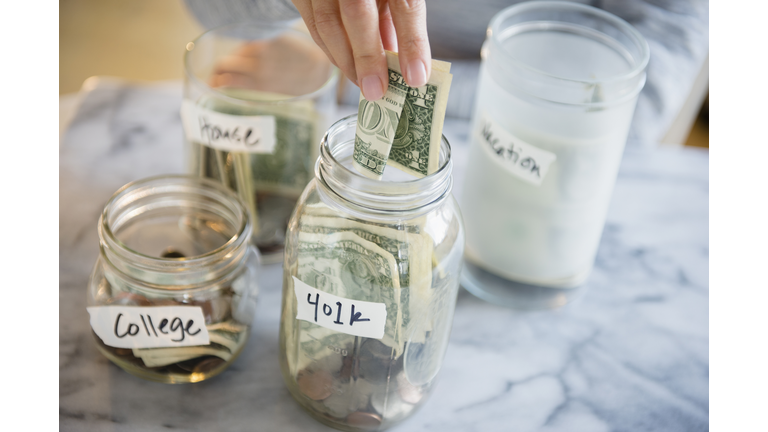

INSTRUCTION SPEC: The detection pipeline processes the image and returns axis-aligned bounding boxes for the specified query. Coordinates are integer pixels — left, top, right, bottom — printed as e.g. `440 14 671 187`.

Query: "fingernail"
362 75 384 101
406 59 427 87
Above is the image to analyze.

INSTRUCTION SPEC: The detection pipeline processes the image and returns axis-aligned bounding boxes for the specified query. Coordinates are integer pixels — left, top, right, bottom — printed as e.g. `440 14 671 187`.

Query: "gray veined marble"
60 79 708 432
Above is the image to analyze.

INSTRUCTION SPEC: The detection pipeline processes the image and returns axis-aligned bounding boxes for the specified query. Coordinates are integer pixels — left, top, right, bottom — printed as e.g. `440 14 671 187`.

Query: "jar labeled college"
279 116 465 431
86 175 260 383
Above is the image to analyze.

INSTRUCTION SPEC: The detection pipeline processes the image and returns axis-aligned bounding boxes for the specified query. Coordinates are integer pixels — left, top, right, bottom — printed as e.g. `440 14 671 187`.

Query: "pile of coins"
294 339 427 430
93 287 250 383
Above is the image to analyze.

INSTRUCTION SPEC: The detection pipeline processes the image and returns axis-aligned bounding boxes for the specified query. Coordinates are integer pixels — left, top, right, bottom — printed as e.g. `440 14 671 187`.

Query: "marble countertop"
59 79 709 432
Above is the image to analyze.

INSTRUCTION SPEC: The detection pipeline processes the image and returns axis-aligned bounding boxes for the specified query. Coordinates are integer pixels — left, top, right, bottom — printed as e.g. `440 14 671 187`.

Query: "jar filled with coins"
279 116 465 431
87 175 260 384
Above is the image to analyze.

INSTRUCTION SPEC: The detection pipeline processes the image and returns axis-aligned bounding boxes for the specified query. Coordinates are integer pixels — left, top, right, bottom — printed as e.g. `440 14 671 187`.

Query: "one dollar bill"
353 51 410 179
353 51 453 179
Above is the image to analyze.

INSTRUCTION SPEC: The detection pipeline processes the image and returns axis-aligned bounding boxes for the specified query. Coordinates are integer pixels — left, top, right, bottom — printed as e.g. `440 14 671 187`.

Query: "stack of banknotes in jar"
279 51 463 431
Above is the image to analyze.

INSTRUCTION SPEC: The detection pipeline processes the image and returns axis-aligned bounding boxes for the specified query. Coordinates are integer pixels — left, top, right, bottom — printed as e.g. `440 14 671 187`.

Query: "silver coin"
396 371 423 405
370 388 414 419
358 339 399 383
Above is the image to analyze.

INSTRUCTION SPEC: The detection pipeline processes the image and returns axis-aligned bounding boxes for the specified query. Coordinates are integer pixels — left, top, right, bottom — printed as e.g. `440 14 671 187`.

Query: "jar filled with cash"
86 175 260 384
279 115 464 431
182 22 339 263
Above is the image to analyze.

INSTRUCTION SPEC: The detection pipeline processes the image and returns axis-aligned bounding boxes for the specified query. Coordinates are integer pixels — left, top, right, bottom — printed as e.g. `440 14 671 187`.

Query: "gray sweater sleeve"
184 0 301 29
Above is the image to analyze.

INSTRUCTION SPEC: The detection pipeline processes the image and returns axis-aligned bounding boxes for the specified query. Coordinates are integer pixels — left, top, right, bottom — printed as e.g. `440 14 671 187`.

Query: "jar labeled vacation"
86 175 260 383
460 1 650 309
182 22 339 263
278 116 465 431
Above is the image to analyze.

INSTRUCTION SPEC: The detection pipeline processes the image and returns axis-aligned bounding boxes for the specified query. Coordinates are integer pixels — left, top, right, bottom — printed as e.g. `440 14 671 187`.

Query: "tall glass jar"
279 116 464 431
182 22 339 263
86 175 260 384
459 1 650 309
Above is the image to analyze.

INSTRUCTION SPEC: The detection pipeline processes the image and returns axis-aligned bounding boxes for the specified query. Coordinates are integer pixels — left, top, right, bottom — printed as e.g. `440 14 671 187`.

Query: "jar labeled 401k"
87 175 260 383
279 116 465 431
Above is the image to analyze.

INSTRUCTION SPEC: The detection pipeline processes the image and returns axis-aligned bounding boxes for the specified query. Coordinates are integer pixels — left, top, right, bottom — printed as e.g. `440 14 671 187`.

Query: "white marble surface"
59 79 708 431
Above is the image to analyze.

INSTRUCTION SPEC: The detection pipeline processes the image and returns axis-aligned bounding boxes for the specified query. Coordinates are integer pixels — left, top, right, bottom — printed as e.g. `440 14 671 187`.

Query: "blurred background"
59 0 708 149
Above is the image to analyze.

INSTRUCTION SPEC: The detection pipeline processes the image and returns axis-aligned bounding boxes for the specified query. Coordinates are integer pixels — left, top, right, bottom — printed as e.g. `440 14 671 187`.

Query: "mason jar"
459 1 650 309
86 175 260 384
278 116 464 431
182 21 339 264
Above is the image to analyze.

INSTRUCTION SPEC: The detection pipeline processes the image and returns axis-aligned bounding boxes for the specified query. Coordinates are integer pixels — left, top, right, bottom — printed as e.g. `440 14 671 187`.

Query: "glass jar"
86 175 260 384
459 1 649 309
278 116 464 431
182 22 339 264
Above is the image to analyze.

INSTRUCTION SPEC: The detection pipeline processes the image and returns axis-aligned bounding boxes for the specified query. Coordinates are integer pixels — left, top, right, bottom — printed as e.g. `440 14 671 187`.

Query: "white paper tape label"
475 111 557 185
293 276 387 339
181 100 276 153
87 306 210 349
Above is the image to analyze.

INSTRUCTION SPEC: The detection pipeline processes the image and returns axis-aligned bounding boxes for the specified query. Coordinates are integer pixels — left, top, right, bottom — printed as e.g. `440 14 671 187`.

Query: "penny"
148 297 180 306
346 411 382 429
113 348 133 356
107 292 151 306
193 356 226 374
297 369 334 401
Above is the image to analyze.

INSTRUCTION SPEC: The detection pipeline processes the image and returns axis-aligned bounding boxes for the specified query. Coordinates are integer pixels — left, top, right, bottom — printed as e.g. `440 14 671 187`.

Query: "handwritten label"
180 100 276 153
475 111 557 185
293 276 387 339
87 306 210 349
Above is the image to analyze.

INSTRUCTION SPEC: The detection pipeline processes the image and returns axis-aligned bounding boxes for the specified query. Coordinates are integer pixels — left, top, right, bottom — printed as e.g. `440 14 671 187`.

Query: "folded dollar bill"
353 52 452 180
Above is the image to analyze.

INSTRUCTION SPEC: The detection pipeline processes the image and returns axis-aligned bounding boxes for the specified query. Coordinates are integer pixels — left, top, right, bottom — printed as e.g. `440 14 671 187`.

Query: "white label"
474 111 557 185
87 306 210 349
180 100 276 153
292 276 387 339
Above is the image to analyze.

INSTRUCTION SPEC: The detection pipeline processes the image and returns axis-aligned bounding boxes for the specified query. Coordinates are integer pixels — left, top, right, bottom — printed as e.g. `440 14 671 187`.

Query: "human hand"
291 0 431 101
208 33 333 97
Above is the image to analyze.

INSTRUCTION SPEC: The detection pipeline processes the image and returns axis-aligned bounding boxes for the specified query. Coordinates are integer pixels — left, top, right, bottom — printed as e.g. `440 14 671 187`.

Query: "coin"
190 295 233 323
346 411 382 429
160 248 186 258
396 372 423 405
321 393 353 419
358 339 397 383
193 356 226 374
113 348 133 356
107 292 151 306
297 369 334 401
370 389 414 419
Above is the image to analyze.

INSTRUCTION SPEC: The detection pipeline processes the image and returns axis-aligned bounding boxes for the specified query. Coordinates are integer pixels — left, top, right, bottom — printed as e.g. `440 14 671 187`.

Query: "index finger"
388 0 431 88
339 0 388 101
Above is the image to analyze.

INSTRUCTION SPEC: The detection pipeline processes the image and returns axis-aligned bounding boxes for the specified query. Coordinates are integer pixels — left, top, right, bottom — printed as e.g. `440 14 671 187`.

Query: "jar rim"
99 174 252 274
489 1 650 86
316 115 453 216
184 21 340 106
481 1 650 108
